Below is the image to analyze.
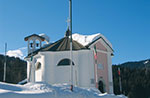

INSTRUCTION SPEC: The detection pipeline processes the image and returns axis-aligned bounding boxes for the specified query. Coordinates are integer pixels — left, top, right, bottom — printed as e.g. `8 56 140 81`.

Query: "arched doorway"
98 80 105 93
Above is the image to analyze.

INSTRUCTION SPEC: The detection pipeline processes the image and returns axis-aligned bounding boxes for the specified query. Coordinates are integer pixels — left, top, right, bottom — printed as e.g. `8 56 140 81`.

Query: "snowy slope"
144 60 149 64
0 82 126 98
72 33 112 48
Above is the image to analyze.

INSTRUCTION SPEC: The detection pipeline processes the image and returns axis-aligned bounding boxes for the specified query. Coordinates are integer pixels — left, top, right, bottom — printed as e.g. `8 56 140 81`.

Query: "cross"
66 17 70 28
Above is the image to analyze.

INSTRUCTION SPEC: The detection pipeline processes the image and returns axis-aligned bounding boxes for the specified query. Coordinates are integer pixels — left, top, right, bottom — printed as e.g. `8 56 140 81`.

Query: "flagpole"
94 45 98 88
69 0 73 91
118 67 122 94
3 43 7 82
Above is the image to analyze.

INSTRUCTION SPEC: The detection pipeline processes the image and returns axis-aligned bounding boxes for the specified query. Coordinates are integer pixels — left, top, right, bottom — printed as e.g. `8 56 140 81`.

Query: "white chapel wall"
39 50 95 88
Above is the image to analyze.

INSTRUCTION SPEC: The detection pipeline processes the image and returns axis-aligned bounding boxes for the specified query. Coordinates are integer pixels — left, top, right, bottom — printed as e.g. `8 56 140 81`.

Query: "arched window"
36 62 41 70
35 39 40 49
29 40 33 49
57 58 75 66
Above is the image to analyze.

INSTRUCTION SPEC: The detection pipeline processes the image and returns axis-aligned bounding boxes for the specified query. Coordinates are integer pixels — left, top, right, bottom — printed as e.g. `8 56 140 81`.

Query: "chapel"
24 30 114 94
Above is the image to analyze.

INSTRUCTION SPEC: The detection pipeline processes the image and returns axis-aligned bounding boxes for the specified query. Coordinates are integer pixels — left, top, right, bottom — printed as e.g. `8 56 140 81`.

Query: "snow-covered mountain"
116 59 150 68
0 82 126 98
144 60 149 64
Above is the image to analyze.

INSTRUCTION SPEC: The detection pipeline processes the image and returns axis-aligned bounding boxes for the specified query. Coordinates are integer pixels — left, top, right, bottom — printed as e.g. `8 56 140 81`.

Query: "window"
35 39 40 49
29 40 33 49
36 62 41 70
90 79 95 84
98 63 104 69
57 58 75 66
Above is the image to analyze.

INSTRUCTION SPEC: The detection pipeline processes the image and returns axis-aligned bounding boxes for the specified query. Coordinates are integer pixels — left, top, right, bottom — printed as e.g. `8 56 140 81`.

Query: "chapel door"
98 80 105 93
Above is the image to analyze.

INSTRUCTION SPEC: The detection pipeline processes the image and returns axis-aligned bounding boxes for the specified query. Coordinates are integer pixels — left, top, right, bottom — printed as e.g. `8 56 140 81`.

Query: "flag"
118 67 121 76
94 45 98 88
118 67 122 93
94 45 97 60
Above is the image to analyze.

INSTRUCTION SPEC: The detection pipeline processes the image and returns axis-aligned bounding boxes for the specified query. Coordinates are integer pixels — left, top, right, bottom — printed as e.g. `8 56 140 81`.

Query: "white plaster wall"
77 50 95 88
35 69 42 81
35 56 43 82
30 58 35 82
107 52 114 94
27 61 30 82
39 50 95 88
42 52 55 84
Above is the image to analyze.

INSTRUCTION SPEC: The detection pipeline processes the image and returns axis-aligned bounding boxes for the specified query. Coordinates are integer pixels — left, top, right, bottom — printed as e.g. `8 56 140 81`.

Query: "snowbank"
0 82 126 98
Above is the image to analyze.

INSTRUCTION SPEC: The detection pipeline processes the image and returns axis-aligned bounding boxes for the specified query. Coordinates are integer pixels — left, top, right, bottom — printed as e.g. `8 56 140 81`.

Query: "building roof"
72 33 113 49
24 34 45 41
72 33 113 52
42 36 88 51
26 36 88 58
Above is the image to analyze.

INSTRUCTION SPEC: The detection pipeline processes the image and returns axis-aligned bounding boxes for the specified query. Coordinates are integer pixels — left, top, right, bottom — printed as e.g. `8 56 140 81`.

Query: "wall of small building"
89 39 113 93
107 52 114 94
97 52 109 92
35 56 43 82
37 50 95 88
27 60 31 82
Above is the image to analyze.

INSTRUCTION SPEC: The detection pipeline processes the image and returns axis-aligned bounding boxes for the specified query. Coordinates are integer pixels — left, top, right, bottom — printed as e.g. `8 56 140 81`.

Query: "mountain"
113 59 150 98
0 54 27 84
114 59 150 69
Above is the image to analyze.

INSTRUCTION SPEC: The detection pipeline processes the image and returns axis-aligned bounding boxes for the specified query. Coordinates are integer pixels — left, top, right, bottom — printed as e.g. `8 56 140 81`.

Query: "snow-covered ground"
0 82 126 98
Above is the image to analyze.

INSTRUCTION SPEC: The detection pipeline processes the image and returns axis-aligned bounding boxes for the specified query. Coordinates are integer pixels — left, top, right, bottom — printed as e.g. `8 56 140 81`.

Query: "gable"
95 41 107 52
87 37 113 52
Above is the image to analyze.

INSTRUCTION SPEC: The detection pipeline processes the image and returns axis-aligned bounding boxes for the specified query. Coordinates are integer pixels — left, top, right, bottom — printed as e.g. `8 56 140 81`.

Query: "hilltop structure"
24 31 114 94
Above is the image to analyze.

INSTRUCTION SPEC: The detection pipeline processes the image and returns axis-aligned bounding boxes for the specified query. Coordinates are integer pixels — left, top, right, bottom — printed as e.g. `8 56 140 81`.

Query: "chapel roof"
41 36 88 51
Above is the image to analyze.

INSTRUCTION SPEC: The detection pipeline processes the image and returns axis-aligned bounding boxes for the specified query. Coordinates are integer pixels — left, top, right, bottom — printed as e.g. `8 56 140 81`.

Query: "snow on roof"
0 82 126 98
39 33 50 44
72 33 113 48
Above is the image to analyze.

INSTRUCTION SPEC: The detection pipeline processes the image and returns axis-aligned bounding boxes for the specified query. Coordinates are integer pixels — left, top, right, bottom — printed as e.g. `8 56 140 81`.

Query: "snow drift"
0 82 126 98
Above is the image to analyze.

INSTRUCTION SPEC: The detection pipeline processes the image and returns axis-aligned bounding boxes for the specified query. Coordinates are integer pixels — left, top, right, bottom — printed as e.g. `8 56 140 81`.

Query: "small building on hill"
24 30 114 94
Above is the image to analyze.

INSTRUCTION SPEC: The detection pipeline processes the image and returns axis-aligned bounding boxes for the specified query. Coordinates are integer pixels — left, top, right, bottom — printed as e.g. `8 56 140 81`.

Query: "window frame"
35 62 42 70
57 58 75 66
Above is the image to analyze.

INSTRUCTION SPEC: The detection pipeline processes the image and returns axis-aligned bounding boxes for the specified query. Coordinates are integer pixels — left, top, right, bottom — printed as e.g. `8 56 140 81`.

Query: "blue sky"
0 0 150 64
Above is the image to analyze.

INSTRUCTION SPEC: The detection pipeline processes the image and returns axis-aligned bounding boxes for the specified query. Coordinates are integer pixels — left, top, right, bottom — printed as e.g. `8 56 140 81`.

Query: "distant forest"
0 54 150 98
0 54 26 84
113 60 150 98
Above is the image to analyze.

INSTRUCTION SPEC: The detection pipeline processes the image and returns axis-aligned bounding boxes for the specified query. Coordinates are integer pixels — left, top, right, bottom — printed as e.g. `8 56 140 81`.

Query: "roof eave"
24 34 45 41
